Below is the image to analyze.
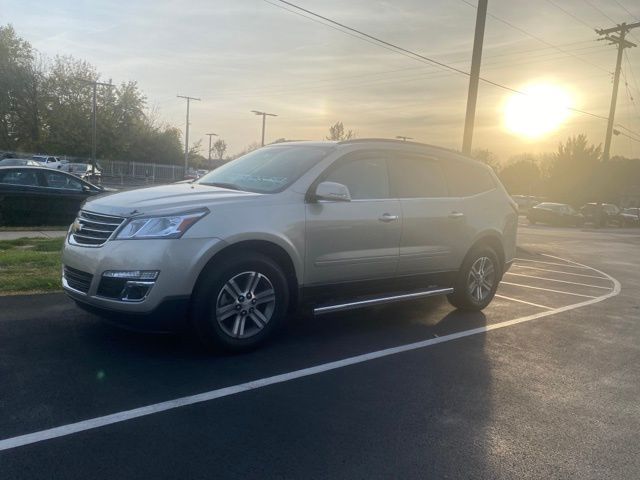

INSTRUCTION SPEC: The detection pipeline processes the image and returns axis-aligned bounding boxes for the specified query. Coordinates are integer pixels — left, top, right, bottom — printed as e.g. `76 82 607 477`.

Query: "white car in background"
33 155 63 169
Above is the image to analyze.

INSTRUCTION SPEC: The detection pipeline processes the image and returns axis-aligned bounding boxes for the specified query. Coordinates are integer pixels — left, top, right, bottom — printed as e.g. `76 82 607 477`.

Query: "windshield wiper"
199 182 243 191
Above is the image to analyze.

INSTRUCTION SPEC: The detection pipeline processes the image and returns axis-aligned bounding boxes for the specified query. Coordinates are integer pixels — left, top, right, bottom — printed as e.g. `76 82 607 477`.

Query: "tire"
191 252 290 352
447 246 502 311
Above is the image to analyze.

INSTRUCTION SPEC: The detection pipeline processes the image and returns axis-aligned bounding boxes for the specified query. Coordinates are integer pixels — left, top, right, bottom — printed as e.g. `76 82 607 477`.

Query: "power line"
544 0 594 29
582 0 618 24
268 0 610 121
459 0 611 74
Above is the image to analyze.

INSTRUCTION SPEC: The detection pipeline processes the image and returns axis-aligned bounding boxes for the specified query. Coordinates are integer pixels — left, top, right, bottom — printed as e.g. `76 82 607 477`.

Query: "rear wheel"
447 246 502 311
191 253 289 352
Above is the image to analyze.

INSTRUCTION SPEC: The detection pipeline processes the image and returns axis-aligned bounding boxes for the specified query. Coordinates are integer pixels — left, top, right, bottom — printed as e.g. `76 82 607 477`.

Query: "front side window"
324 156 389 200
44 171 83 191
388 154 448 198
198 145 332 193
0 169 39 186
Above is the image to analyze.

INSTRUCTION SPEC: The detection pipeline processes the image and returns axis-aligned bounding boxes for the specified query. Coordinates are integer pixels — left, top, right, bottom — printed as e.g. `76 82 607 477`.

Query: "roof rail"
336 137 463 156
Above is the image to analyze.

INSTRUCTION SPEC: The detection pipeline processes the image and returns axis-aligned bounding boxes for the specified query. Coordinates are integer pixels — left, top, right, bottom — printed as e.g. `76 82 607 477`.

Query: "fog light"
98 271 159 301
120 281 154 301
103 270 159 280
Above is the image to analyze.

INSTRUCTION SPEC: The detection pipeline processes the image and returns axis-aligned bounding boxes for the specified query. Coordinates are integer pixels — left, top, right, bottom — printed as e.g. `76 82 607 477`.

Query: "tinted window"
388 155 447 198
43 171 83 191
325 156 389 200
0 169 39 186
443 160 496 197
198 145 330 193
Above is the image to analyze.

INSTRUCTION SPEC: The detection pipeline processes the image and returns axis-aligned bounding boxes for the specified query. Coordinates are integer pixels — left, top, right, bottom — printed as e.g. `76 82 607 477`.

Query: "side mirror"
314 181 351 202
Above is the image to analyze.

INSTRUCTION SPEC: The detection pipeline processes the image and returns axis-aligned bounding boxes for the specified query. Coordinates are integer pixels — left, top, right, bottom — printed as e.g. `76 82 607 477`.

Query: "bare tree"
326 121 354 141
212 138 227 160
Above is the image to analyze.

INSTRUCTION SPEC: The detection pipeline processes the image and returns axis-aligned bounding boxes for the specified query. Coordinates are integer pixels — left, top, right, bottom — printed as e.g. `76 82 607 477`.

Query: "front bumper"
62 234 224 327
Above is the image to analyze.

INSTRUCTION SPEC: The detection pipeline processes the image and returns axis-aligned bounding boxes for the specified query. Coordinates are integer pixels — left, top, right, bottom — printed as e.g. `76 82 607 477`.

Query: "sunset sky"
2 0 640 161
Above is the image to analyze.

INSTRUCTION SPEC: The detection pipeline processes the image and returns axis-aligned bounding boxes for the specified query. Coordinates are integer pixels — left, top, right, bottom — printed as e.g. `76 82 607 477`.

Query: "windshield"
198 145 332 193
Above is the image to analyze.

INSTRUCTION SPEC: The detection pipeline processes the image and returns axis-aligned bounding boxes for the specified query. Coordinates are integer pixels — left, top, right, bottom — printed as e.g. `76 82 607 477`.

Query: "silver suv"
62 139 517 351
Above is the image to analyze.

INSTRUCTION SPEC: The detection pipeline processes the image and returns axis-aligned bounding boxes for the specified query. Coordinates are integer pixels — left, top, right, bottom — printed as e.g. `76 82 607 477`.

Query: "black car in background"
0 166 108 226
527 202 584 227
580 203 624 227
621 207 640 227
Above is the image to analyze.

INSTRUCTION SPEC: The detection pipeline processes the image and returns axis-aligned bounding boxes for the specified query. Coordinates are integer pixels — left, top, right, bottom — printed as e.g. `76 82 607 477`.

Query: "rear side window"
443 160 496 197
0 170 39 186
324 156 389 200
388 154 448 198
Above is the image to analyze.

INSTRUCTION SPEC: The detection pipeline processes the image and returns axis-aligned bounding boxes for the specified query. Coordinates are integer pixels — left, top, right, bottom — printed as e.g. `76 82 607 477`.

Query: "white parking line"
500 282 598 298
514 258 590 269
0 255 621 452
504 272 612 290
512 264 609 280
494 294 553 310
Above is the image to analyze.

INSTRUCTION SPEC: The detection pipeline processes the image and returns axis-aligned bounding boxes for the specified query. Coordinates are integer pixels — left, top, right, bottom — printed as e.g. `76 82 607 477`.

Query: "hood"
84 183 261 217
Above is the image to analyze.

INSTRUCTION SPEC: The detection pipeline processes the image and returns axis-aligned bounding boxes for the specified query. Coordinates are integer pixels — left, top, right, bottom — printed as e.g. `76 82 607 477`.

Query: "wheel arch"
194 239 300 311
465 231 506 271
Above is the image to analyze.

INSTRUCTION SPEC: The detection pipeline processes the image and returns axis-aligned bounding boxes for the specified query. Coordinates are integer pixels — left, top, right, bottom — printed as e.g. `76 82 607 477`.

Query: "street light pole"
79 78 114 173
206 133 218 161
251 110 278 146
177 94 201 171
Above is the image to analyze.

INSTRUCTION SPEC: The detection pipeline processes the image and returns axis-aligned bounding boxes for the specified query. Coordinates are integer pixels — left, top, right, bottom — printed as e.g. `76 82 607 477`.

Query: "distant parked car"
184 168 198 180
511 195 542 214
620 207 640 227
0 158 41 167
1 151 16 159
32 155 63 169
580 203 623 227
0 166 108 226
60 162 102 182
527 202 584 227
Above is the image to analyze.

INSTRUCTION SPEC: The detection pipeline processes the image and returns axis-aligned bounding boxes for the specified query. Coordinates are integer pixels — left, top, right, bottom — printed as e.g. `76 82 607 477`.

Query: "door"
388 153 464 277
40 170 89 225
305 153 401 286
0 168 43 225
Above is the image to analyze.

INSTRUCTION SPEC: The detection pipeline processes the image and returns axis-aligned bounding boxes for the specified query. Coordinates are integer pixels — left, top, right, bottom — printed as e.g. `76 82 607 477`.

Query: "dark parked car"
580 203 623 227
527 202 584 227
0 166 108 226
621 207 640 227
0 158 42 167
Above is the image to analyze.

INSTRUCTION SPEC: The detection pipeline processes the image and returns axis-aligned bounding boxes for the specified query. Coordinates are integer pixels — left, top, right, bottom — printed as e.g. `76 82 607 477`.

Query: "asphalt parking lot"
1 223 639 479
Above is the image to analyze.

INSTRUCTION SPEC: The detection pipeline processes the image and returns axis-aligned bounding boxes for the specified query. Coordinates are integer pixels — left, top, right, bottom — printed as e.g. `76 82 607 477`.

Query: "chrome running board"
313 287 454 316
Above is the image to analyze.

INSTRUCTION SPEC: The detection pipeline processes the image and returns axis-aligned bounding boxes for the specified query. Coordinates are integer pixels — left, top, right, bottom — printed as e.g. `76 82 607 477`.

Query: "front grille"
63 266 93 293
70 210 125 246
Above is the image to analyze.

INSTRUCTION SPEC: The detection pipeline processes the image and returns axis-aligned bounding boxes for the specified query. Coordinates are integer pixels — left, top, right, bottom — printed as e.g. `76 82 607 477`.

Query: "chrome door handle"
379 213 399 222
448 211 465 219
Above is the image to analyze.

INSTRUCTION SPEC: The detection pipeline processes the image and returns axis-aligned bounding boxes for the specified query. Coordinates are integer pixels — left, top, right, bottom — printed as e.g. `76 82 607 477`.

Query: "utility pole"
597 22 640 161
251 110 277 146
79 79 114 173
462 0 488 156
396 136 413 141
206 133 218 161
177 95 201 171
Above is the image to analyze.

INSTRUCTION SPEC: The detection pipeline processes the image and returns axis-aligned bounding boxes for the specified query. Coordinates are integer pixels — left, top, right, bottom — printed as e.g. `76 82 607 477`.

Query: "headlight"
115 209 208 240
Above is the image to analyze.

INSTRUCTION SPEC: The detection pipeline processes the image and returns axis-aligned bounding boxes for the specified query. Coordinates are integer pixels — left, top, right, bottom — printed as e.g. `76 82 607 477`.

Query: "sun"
503 83 572 138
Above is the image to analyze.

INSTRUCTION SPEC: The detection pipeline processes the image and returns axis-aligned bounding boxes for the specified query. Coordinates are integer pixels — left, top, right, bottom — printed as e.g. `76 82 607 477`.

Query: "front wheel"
191 253 289 352
447 246 502 311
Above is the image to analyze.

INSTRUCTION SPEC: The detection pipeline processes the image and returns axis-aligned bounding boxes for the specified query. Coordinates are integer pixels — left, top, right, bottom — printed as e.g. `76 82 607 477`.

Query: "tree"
212 138 227 160
472 149 500 172
547 134 601 205
499 154 542 195
326 121 354 141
